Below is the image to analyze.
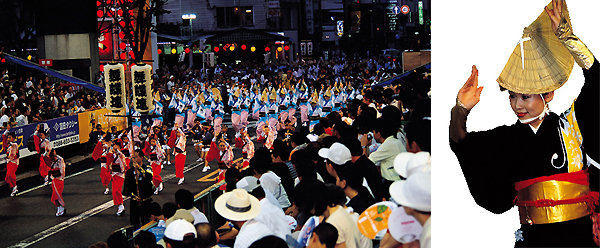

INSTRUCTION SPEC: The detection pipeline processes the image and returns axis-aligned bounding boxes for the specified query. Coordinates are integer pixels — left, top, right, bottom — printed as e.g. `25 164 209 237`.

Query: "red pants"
5 162 18 188
39 157 48 178
111 175 124 205
175 153 186 179
151 162 162 187
100 166 112 188
51 179 65 207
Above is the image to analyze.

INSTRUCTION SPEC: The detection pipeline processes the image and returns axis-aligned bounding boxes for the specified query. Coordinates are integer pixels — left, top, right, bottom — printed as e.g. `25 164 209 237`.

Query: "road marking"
8 198 126 248
8 162 203 248
197 169 219 182
15 168 95 196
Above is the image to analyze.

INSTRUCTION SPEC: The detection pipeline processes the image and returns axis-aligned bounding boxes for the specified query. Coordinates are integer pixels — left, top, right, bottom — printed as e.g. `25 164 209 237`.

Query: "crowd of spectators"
0 68 104 128
88 53 431 248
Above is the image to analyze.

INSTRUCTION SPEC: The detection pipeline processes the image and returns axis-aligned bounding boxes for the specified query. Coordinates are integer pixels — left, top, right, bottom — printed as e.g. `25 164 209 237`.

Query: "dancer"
93 135 113 195
173 126 187 185
5 132 19 197
145 135 165 194
450 1 599 246
109 142 126 216
34 129 52 185
47 149 66 216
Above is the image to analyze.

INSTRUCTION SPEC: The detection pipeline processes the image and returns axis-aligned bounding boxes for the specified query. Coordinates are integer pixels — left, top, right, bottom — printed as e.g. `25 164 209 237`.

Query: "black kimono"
450 59 599 247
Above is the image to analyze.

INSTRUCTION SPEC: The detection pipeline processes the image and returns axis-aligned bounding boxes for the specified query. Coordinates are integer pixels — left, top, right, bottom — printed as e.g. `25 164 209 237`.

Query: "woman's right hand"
457 65 484 110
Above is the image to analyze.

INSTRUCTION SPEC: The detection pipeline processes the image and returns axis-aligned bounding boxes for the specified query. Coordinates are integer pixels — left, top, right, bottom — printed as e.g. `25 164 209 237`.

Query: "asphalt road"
0 123 257 248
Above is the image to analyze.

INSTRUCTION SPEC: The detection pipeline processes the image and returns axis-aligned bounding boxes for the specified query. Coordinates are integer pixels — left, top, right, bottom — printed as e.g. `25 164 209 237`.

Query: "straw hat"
270 88 277 100
310 91 319 104
233 88 241 98
324 87 332 97
261 89 269 102
214 189 261 221
496 0 574 94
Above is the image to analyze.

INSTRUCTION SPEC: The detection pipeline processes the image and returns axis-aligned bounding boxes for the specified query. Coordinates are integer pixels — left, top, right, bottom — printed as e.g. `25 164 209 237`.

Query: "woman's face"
509 91 553 125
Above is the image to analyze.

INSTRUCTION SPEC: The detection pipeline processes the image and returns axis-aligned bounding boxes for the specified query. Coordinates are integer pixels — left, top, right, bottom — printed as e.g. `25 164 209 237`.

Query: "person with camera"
47 148 66 216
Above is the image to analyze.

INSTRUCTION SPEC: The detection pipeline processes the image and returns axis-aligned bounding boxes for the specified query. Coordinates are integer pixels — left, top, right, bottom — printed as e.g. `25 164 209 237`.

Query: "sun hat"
496 0 574 94
318 142 352 166
393 152 431 178
389 171 431 212
214 188 261 221
236 176 260 192
165 209 195 226
164 219 197 241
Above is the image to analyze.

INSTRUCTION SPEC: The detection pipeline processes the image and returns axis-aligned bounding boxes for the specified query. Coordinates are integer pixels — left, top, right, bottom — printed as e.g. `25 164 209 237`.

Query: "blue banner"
0 115 80 157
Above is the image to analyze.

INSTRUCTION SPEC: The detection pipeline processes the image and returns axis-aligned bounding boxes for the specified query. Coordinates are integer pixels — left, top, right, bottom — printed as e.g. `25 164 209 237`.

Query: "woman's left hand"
544 0 562 35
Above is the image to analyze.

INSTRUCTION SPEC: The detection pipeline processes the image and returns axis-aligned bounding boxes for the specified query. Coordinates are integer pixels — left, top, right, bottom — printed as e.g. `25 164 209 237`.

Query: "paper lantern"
284 45 289 51
277 47 283 52
214 47 219 52
250 46 256 52
229 46 235 51
97 10 104 18
104 64 126 112
265 47 270 52
185 48 191 53
157 49 162 54
241 44 247 50
171 48 177 54
131 64 155 113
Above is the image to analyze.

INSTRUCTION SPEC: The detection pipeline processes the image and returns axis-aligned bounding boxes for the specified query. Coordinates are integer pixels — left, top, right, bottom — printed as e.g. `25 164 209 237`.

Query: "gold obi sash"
514 170 596 225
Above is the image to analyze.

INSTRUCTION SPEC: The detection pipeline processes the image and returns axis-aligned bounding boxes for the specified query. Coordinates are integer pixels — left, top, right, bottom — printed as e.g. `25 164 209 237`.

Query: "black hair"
106 229 130 248
162 202 178 219
324 183 346 207
134 230 157 248
248 235 288 248
6 132 15 138
372 118 396 139
404 118 431 152
249 185 266 200
312 222 339 248
291 149 317 181
249 147 272 175
149 202 162 216
293 179 327 216
224 167 241 192
271 139 290 161
290 132 308 146
175 189 195 210
195 223 217 248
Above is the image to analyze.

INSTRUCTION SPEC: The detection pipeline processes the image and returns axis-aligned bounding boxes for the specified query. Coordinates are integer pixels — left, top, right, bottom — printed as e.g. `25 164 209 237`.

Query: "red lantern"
119 32 125 39
99 64 104 72
1 58 5 63
119 21 126 27
120 53 126 60
117 9 123 16
97 10 104 18
119 43 127 50
157 49 162 54
214 47 219 52
265 47 270 52
96 1 101 7
284 45 289 51
241 44 247 50
185 48 191 53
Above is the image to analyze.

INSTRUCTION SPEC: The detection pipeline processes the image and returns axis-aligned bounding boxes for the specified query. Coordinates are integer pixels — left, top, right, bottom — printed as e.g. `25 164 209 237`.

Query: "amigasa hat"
496 0 574 94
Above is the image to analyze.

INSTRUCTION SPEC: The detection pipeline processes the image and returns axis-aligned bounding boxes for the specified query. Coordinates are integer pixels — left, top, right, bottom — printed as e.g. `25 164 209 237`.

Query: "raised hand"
544 0 562 35
457 65 484 111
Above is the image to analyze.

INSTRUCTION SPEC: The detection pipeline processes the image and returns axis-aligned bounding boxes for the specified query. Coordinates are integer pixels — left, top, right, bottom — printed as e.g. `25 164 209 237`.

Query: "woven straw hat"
496 0 573 94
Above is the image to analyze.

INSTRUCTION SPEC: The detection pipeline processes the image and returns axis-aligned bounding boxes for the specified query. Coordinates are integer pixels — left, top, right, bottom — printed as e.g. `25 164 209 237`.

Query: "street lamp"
182 14 197 37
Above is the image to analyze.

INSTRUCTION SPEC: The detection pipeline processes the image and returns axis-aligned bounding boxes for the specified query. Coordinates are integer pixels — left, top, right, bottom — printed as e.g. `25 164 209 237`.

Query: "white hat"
236 176 260 192
389 171 431 212
215 188 261 221
318 142 352 166
164 219 197 241
393 152 431 178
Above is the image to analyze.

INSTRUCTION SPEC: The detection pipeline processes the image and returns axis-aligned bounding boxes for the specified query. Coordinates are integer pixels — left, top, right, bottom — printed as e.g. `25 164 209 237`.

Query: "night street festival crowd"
4 55 432 248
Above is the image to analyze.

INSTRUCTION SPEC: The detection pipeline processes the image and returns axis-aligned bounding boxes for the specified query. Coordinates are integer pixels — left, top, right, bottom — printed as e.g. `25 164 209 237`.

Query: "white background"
432 1 600 247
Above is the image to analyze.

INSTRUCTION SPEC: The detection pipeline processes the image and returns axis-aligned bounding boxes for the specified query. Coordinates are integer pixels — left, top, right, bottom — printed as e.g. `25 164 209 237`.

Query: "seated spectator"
195 223 219 248
175 189 209 225
249 149 291 209
390 171 431 248
164 219 197 248
214 188 269 248
308 222 338 248
320 184 371 248
133 230 159 248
